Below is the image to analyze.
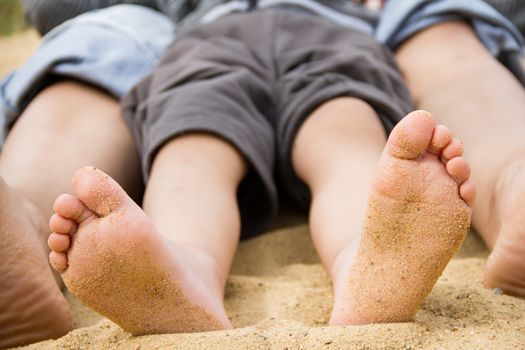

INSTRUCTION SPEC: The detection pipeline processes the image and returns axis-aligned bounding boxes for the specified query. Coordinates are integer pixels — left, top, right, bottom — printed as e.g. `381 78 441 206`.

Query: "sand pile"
13 225 525 350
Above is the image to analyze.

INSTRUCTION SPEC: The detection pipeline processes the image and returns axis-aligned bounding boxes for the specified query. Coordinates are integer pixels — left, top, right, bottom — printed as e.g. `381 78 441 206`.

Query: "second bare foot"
49 167 231 335
330 110 475 324
0 177 71 348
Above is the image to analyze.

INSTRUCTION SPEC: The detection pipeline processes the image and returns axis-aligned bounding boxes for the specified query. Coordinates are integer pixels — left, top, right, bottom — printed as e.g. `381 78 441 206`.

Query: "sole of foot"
330 110 475 325
48 167 231 335
0 178 71 348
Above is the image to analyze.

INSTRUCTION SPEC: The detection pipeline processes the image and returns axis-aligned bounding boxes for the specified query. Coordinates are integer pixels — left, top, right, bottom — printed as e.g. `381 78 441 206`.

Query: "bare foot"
483 161 525 297
48 167 231 335
330 110 475 325
0 177 71 348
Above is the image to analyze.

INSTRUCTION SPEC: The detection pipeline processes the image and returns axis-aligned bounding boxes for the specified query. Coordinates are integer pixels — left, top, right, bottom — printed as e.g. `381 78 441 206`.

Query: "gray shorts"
122 8 413 238
0 4 175 146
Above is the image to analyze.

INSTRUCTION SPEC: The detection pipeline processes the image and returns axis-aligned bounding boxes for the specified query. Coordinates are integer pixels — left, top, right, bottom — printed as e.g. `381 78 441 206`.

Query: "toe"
387 110 436 160
48 233 71 252
429 125 452 155
54 193 95 224
446 157 471 185
49 213 77 234
49 251 68 272
459 179 476 207
442 139 464 163
72 166 132 217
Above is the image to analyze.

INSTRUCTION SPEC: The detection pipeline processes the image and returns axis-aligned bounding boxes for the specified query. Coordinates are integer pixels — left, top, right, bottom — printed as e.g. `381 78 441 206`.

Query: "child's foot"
483 162 525 297
330 110 475 324
0 178 71 348
48 167 231 335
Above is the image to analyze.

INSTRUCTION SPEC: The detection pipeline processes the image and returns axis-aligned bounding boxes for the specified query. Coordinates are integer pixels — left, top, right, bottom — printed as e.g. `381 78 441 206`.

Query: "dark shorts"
122 8 412 238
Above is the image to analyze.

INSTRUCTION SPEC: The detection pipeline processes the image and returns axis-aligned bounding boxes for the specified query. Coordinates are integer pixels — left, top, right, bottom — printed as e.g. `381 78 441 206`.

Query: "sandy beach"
16 225 525 349
2 30 524 350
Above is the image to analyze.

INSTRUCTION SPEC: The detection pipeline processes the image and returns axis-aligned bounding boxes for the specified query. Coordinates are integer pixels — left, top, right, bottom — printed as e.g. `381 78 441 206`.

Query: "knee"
395 20 497 93
397 20 490 63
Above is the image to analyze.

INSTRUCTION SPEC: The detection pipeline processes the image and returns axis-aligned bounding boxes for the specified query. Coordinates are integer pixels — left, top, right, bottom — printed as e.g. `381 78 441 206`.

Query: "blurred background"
0 0 26 35
0 0 38 78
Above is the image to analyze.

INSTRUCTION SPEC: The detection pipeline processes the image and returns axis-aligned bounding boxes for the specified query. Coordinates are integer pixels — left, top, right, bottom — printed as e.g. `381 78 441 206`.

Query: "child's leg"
48 133 245 334
1 81 142 218
0 81 141 348
292 98 386 271
395 21 525 297
143 134 245 286
292 98 474 324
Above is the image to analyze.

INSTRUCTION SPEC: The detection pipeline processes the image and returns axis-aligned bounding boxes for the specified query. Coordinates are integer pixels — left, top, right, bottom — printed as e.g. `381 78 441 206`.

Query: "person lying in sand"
0 0 522 347
45 0 472 337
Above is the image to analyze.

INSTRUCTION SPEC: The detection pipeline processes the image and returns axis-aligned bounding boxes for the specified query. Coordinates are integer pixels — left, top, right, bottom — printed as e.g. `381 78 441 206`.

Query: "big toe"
386 110 436 160
72 166 131 217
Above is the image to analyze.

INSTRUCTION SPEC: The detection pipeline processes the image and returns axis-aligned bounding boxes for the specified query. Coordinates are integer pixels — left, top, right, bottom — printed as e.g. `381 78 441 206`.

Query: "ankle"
493 157 525 210
0 178 65 289
481 157 525 247
329 239 361 295
0 179 47 240
173 243 232 328
175 243 229 298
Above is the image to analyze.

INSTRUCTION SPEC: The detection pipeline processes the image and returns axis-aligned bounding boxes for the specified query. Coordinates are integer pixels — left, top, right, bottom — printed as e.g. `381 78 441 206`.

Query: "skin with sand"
330 111 474 324
48 170 230 334
47 110 474 333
